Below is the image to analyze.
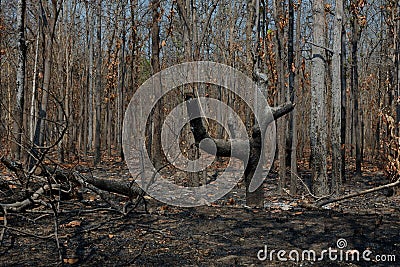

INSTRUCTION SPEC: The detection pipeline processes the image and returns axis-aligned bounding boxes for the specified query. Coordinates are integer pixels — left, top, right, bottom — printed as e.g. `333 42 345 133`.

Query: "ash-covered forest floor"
0 157 399 266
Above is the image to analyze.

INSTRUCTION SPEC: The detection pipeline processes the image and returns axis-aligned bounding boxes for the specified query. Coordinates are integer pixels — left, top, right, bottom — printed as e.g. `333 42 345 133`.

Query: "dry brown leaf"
226 198 235 205
61 220 81 228
160 205 168 211
63 258 79 264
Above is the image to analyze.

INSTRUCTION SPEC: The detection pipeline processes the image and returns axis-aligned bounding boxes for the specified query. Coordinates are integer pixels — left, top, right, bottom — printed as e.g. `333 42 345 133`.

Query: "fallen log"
1 184 64 212
0 156 144 212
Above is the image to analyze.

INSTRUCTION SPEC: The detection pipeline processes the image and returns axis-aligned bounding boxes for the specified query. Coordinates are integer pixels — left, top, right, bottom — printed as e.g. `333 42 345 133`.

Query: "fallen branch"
71 171 143 198
317 177 400 207
270 102 296 121
0 157 145 214
129 242 147 264
185 94 295 161
0 225 55 239
1 157 144 199
0 184 64 212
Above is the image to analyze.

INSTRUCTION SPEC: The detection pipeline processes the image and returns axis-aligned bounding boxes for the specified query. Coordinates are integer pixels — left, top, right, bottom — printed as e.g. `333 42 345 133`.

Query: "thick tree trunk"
288 0 298 195
94 0 102 165
331 0 343 194
351 9 362 176
310 0 328 196
245 0 256 75
87 4 94 153
150 0 164 171
30 27 40 149
273 0 287 195
117 0 127 160
340 13 347 181
12 0 27 161
31 1 61 168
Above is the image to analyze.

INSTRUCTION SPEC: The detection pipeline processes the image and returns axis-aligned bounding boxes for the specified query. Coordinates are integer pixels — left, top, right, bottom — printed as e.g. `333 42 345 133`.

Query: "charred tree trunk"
310 0 328 196
185 94 294 207
94 0 102 165
340 11 347 181
288 0 298 195
273 0 287 195
12 0 27 161
351 6 362 176
150 0 164 171
331 0 343 194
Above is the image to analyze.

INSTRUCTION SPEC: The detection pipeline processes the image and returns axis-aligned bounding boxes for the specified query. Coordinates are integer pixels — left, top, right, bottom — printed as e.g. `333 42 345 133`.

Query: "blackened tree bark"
351 2 362 176
332 0 343 194
395 2 400 195
30 0 62 169
36 0 62 147
86 1 94 154
246 0 265 204
12 0 26 161
94 0 102 165
396 5 400 132
185 94 295 207
117 0 127 160
150 0 164 171
175 0 218 187
310 0 328 196
273 0 287 195
246 0 256 75
288 0 297 194
340 6 347 180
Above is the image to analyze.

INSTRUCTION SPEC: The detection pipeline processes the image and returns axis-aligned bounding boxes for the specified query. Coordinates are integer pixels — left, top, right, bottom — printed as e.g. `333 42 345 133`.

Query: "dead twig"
317 177 400 207
50 203 63 263
0 207 7 243
128 242 147 265
0 225 55 239
289 170 332 201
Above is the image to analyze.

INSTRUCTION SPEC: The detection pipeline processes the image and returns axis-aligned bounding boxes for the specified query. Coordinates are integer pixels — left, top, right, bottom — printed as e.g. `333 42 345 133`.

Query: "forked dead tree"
185 93 295 207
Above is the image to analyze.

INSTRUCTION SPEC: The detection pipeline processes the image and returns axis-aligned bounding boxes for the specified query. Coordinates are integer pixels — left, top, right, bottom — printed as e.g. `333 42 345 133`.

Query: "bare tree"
310 0 328 196
85 0 94 155
117 0 128 160
350 0 363 177
150 0 164 171
36 0 63 147
288 0 297 194
273 0 288 195
185 94 294 207
12 0 27 161
331 0 344 194
340 0 347 180
94 0 102 165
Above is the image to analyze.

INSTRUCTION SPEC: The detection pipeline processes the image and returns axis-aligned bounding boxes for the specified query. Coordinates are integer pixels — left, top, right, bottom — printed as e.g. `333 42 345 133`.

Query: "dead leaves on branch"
380 113 400 183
